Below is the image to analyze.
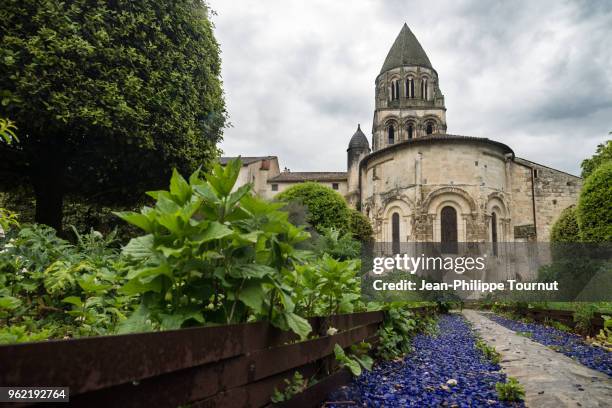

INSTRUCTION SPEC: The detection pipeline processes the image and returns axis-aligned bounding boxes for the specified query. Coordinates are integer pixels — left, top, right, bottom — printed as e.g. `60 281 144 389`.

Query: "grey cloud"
210 0 612 175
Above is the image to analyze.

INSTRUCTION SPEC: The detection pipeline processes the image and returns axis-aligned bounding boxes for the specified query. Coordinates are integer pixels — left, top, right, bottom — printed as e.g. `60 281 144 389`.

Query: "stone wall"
356 137 581 244
514 158 582 241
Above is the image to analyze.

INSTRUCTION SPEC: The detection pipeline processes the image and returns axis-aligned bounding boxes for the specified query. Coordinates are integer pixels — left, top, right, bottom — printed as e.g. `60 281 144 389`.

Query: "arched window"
405 78 414 98
426 122 433 135
407 124 414 139
390 80 400 100
392 212 400 254
441 206 457 253
421 78 428 100
491 212 498 256
388 125 395 144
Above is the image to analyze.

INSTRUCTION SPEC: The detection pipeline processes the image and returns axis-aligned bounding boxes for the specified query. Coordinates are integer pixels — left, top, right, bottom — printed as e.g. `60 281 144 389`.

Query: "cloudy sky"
209 0 612 176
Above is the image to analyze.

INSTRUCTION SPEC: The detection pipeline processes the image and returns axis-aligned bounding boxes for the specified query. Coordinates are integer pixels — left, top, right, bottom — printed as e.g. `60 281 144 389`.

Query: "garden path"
463 310 612 408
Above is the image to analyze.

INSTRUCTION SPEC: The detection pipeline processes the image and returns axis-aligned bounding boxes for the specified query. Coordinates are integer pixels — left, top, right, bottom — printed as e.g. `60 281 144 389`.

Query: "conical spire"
380 23 432 74
348 123 369 150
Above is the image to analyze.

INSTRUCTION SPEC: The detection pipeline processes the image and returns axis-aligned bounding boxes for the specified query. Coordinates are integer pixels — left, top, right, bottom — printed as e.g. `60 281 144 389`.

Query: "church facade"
225 24 581 244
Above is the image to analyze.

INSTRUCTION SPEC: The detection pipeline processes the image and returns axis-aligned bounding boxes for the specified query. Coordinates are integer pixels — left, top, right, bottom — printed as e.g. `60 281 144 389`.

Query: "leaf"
0 296 21 310
194 221 233 243
62 296 83 307
284 311 312 340
238 282 266 313
120 275 162 295
353 354 374 371
229 264 276 279
123 234 155 260
114 211 152 232
117 303 154 334
169 168 191 203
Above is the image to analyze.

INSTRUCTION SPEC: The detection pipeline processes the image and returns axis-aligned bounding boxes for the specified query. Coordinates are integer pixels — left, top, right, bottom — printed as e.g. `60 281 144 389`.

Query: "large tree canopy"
0 0 226 230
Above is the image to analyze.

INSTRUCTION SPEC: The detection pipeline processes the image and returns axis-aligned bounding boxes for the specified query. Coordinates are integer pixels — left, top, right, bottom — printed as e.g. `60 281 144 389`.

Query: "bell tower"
372 23 447 151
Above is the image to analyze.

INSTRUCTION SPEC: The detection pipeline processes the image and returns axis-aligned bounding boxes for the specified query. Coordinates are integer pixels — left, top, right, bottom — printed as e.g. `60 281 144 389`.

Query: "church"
224 24 581 244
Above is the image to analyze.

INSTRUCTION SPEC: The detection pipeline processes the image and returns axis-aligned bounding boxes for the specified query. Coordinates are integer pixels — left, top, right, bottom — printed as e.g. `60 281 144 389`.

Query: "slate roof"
269 172 347 183
219 156 276 166
380 23 433 74
348 124 370 150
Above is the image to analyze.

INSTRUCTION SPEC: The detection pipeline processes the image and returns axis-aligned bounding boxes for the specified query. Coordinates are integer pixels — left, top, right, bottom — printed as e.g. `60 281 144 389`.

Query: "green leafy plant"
271 371 309 403
594 315 611 348
475 339 501 364
116 159 312 338
0 118 18 144
376 304 420 360
334 342 373 377
313 228 360 261
573 303 597 335
0 208 19 235
288 254 362 317
495 377 525 402
0 223 130 342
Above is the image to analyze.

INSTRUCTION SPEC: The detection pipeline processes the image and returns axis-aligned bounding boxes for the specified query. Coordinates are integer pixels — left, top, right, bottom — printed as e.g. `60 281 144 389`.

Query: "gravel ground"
488 314 612 377
325 314 523 407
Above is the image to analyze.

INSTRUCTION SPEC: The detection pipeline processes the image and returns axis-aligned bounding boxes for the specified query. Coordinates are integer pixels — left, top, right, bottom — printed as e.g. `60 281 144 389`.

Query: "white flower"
446 379 458 387
326 327 338 336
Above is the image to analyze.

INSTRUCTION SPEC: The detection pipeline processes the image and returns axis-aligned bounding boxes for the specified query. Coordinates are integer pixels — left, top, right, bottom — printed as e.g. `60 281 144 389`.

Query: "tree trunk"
33 143 66 232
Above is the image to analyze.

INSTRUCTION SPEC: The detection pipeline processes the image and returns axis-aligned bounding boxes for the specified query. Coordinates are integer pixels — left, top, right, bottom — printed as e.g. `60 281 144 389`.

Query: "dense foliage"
550 206 580 243
581 140 612 179
348 209 373 242
0 224 131 342
577 161 612 242
276 182 351 234
0 0 226 230
116 159 312 337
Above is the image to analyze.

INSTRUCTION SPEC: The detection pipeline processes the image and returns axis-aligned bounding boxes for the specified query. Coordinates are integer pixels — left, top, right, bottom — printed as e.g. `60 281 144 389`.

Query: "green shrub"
348 209 373 242
496 377 525 401
573 303 597 335
577 161 612 242
550 206 580 243
276 182 351 234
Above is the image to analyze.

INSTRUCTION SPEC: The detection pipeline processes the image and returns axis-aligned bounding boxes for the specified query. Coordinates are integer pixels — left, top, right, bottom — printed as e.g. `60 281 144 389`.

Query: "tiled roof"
380 23 433 74
269 172 347 182
219 156 276 166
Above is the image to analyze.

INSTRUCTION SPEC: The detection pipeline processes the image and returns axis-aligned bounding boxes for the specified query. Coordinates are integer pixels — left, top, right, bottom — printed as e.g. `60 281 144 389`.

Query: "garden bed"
325 314 523 407
487 314 612 376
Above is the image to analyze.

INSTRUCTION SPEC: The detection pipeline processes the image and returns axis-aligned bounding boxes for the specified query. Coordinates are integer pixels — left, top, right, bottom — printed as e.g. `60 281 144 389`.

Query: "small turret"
347 124 370 208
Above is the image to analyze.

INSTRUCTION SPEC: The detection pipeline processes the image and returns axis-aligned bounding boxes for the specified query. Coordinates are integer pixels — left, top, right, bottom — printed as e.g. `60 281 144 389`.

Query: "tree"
581 139 612 179
0 1 226 230
550 206 580 243
276 182 351 233
577 161 612 242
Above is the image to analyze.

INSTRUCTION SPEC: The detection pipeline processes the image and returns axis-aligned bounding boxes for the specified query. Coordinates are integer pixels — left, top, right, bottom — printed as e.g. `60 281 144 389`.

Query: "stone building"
225 23 581 245
220 156 347 199
347 24 581 244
